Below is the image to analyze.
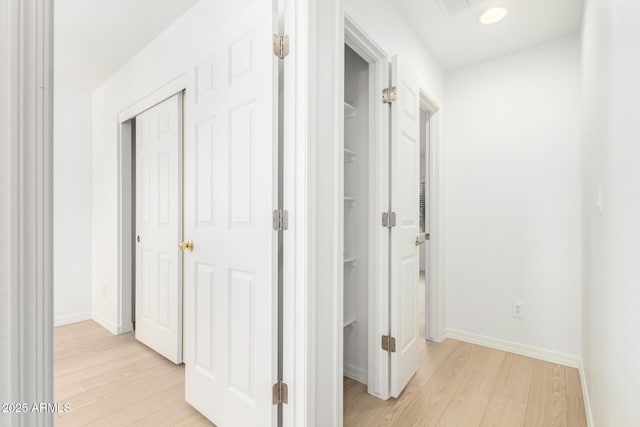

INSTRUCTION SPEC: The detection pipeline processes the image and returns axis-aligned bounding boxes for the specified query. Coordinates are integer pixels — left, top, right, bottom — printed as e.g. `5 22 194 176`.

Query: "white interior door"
389 55 421 397
182 2 278 426
135 93 183 364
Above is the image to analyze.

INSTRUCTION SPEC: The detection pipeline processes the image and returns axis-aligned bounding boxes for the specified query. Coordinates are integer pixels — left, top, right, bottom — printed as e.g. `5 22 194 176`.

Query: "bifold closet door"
135 93 183 364
182 1 279 426
389 55 421 398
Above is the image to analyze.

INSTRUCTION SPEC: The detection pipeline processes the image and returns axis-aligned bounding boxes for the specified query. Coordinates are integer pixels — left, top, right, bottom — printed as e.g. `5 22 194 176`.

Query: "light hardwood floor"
344 273 587 426
54 320 212 426
344 340 587 427
56 319 586 426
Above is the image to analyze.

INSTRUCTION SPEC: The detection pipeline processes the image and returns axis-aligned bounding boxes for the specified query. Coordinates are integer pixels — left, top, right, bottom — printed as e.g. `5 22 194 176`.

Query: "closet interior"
343 45 371 385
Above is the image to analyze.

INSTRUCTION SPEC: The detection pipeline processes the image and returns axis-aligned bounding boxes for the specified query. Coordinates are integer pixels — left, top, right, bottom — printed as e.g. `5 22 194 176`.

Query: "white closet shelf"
344 196 357 206
344 148 356 162
343 317 357 328
343 257 357 266
344 102 356 119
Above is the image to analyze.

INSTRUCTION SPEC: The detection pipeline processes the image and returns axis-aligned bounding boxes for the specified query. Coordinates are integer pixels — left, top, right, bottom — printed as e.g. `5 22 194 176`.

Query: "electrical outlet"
512 301 525 319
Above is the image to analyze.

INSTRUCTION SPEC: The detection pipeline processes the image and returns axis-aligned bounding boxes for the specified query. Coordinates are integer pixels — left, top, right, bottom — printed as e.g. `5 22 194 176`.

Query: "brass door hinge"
381 335 396 352
272 381 288 405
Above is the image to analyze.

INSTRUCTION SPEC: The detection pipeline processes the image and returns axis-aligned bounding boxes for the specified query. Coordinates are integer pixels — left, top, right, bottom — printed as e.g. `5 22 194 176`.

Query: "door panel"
390 56 421 397
183 2 277 426
135 93 183 364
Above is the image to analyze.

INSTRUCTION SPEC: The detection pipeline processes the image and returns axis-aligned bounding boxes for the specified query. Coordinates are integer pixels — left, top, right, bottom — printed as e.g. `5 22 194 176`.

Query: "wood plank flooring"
343 338 587 427
54 320 212 426
56 318 586 426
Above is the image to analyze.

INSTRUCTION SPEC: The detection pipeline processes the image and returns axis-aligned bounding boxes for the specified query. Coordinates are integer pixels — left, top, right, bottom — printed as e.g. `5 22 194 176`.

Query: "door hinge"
272 209 289 231
381 211 397 228
381 335 396 352
273 34 289 59
272 381 289 405
382 86 397 104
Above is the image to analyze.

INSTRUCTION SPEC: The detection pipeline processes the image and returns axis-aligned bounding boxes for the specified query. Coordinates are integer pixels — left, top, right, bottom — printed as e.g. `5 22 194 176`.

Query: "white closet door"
389 55 421 397
182 2 278 426
135 93 183 364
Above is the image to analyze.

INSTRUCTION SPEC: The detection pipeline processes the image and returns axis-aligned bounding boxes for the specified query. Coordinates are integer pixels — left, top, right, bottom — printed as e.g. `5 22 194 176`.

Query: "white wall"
53 5 94 326
444 35 582 358
581 0 640 424
53 77 93 326
91 0 251 331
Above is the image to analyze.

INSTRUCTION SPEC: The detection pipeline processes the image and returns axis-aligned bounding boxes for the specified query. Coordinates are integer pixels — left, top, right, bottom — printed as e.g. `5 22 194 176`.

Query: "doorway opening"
117 89 184 363
119 92 185 363
34 0 287 425
340 17 444 417
419 91 441 343
343 43 371 387
419 107 431 341
341 16 393 404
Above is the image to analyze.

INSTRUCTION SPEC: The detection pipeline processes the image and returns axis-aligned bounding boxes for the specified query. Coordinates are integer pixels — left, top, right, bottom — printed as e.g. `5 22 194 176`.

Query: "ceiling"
55 0 200 89
55 0 585 87
393 0 585 70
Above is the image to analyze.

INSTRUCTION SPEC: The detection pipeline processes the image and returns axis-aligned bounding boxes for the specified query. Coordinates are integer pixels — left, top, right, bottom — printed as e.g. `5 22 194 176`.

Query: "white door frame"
419 90 443 343
344 14 391 399
281 0 312 425
304 0 344 424
2 0 54 425
116 76 187 334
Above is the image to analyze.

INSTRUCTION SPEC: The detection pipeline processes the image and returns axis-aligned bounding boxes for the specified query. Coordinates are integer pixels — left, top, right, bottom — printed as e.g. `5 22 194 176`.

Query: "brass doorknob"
178 240 194 252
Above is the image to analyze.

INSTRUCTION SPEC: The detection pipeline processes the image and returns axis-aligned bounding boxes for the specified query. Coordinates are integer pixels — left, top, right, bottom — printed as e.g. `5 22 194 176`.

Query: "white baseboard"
54 312 91 327
92 312 133 334
344 362 367 385
578 359 594 427
444 328 581 368
91 311 120 335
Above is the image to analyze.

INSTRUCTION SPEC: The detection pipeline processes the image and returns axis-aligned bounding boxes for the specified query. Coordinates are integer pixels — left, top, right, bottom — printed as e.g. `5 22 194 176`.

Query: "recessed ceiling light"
479 7 507 25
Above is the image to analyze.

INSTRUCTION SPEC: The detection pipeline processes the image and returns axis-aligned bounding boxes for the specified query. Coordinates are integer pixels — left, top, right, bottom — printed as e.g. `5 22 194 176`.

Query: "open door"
135 93 183 364
389 55 421 398
182 1 278 426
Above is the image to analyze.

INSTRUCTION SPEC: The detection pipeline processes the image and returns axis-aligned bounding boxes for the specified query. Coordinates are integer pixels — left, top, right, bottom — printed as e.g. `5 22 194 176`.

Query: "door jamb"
281 0 310 425
304 0 344 424
3 0 54 424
